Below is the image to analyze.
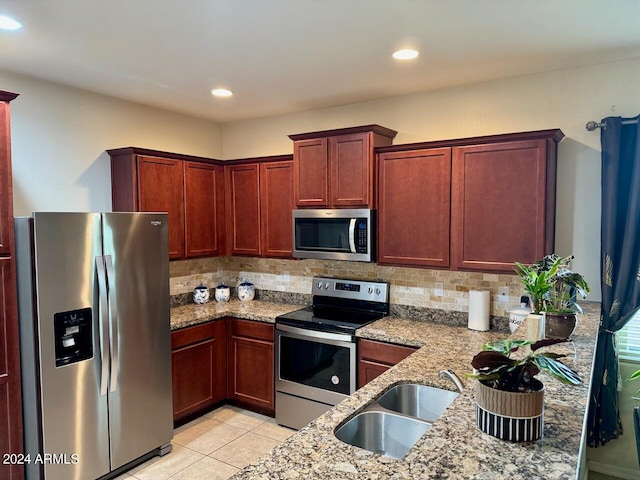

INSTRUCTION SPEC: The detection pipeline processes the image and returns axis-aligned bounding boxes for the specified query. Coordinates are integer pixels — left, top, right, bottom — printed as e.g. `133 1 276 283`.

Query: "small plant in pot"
515 254 590 338
468 338 582 442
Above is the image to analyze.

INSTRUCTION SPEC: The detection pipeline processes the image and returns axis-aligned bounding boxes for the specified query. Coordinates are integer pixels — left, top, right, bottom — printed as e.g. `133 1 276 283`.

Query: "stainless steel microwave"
292 209 375 262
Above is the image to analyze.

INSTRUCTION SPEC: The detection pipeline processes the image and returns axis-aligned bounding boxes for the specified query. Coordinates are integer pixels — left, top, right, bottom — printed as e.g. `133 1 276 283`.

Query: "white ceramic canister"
193 284 210 304
238 280 255 301
508 296 532 333
215 283 231 302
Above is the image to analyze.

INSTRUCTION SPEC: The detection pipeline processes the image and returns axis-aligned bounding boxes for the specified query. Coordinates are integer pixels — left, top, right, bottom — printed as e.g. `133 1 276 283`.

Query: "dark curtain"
587 115 640 447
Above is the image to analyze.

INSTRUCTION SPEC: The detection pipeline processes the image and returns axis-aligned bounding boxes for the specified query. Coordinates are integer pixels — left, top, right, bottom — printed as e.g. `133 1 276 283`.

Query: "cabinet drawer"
229 318 274 342
358 339 417 366
172 321 220 350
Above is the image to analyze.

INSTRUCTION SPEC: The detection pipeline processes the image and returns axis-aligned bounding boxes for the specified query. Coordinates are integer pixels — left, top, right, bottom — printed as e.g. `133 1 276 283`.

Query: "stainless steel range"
275 277 389 430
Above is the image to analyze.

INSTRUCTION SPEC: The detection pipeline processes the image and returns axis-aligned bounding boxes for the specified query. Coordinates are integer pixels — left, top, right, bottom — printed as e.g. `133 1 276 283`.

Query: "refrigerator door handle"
95 256 109 397
105 255 119 393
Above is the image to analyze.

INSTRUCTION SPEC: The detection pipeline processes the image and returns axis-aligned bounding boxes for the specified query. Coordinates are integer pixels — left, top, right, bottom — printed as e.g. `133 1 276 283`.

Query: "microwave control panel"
356 220 368 253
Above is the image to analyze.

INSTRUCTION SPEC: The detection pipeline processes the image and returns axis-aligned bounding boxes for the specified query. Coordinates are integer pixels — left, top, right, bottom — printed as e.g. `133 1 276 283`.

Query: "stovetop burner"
276 277 389 335
276 306 384 334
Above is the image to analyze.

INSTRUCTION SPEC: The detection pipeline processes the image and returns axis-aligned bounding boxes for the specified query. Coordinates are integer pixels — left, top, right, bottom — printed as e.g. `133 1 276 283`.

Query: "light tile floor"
115 405 295 480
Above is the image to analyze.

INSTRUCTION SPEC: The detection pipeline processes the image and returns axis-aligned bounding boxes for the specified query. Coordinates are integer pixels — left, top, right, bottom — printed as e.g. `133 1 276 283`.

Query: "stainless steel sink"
334 383 459 458
334 411 431 459
377 383 459 422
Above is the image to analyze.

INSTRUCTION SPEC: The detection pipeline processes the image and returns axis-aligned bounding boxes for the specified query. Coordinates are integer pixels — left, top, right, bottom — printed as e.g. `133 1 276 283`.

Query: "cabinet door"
378 148 451 268
171 321 226 422
226 164 261 256
227 319 275 415
0 257 23 480
451 140 551 272
260 161 293 258
184 162 224 258
0 101 12 255
137 156 185 259
330 133 372 207
293 138 329 207
357 339 417 388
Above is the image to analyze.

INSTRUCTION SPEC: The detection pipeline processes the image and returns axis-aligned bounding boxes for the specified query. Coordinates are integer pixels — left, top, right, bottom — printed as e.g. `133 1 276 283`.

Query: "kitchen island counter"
231 303 599 480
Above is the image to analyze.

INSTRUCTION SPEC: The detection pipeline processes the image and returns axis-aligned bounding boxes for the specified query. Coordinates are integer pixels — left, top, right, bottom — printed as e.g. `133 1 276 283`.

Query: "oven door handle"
276 323 354 343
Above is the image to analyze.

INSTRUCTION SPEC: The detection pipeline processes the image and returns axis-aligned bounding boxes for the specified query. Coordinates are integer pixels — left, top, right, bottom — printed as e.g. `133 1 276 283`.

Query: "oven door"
275 324 356 406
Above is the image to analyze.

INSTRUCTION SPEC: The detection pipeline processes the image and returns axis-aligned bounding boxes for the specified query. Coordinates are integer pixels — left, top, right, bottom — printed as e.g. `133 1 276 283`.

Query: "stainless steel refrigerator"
15 212 173 480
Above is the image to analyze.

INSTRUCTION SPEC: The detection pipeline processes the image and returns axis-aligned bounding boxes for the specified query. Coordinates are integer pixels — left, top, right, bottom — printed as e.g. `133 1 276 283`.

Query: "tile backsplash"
170 256 525 318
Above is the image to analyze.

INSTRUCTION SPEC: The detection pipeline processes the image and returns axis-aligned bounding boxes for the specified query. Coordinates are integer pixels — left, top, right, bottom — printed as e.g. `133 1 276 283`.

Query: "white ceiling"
1 0 639 123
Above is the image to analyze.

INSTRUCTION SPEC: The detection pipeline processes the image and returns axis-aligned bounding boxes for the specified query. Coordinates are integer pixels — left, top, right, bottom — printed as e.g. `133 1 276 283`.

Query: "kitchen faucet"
438 369 464 393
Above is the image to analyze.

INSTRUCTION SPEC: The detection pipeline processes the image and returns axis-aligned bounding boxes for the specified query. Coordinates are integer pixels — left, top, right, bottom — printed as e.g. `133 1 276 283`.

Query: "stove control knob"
368 287 373 294
316 281 323 289
375 288 381 296
324 282 330 289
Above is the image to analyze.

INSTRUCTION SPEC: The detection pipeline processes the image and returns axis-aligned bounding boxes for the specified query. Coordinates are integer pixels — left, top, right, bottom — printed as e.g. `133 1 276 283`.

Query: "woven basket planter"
475 379 545 442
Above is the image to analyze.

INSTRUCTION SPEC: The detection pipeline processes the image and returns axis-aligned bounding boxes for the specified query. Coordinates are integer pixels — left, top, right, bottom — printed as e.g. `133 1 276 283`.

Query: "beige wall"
0 69 223 216
222 57 640 302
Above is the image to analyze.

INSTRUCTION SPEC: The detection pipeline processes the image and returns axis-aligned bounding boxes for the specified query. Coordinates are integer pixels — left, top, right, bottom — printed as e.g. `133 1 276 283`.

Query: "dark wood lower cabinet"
357 338 417 388
227 318 275 416
171 320 226 422
171 317 275 422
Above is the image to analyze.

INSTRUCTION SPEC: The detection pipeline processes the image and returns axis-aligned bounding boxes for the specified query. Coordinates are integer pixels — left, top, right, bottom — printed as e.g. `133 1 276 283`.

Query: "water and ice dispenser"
54 307 94 367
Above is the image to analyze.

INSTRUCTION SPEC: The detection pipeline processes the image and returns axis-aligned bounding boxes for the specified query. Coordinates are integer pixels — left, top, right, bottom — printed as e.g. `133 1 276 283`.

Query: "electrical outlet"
498 286 510 302
434 282 444 296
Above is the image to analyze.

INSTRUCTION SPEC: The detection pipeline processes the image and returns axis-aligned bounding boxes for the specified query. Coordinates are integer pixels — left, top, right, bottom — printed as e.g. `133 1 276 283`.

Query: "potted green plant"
468 338 582 442
515 254 590 338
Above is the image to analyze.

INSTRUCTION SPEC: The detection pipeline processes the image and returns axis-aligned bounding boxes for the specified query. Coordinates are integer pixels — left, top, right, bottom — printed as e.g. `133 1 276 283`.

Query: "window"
618 309 640 362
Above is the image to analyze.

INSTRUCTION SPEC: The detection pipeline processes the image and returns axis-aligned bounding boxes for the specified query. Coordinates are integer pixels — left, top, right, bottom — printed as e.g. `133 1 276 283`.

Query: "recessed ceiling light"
392 49 419 60
211 88 233 97
0 14 23 31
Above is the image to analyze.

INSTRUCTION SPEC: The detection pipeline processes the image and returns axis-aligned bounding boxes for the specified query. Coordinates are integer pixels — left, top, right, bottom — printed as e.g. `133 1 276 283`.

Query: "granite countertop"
170 299 304 330
230 303 600 480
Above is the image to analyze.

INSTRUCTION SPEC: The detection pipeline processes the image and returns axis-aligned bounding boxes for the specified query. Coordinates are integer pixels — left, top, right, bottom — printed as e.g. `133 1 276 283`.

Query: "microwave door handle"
348 218 357 253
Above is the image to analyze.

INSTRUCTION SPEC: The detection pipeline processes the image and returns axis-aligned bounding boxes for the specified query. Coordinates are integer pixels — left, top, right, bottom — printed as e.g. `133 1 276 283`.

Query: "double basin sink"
334 383 459 459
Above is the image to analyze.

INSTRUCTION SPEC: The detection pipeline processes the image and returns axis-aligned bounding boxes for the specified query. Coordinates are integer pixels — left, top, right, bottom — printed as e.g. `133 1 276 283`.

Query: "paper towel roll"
468 290 490 331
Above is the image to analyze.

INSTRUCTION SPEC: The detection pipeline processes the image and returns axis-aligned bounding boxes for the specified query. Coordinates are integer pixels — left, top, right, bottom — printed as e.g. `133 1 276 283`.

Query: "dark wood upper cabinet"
225 163 261 256
290 125 397 208
260 160 294 257
184 162 225 258
293 138 329 207
109 147 224 261
225 156 294 258
378 147 452 268
0 90 24 480
137 156 185 259
376 129 563 273
331 133 372 207
450 138 557 271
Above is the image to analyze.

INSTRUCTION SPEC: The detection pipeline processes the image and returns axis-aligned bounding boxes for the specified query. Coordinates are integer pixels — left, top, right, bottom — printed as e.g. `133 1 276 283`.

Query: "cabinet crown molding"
0 90 20 102
288 124 398 141
375 129 564 154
